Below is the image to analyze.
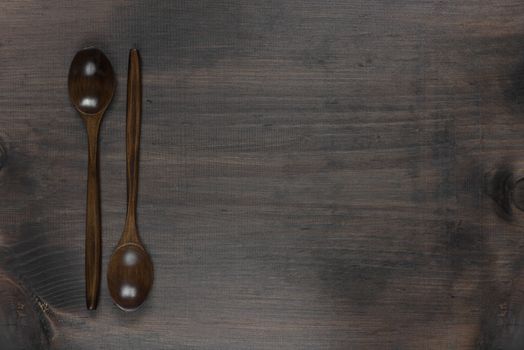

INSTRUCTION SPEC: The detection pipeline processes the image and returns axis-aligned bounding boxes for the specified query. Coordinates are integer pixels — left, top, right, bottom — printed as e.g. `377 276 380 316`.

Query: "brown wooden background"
2 1 524 349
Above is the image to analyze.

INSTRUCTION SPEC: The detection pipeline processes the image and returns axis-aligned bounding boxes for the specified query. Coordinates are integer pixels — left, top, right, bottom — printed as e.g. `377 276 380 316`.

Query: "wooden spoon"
68 47 116 310
107 49 153 311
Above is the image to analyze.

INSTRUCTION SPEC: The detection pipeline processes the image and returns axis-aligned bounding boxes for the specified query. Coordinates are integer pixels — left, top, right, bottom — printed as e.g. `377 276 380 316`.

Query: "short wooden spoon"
68 48 115 310
107 49 153 311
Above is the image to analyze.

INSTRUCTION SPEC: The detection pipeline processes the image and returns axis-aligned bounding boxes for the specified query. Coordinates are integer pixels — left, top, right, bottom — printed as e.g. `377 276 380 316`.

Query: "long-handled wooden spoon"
107 49 153 311
68 48 116 310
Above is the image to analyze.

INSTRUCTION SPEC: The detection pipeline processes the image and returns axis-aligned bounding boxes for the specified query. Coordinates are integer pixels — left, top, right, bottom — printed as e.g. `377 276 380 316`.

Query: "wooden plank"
1 0 524 349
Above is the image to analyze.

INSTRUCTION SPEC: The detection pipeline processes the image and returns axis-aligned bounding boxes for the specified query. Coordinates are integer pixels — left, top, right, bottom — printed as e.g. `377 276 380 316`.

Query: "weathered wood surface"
1 1 524 349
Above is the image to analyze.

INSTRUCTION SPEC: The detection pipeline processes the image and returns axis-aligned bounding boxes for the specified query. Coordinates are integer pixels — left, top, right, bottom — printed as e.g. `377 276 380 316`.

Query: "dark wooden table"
2 1 524 349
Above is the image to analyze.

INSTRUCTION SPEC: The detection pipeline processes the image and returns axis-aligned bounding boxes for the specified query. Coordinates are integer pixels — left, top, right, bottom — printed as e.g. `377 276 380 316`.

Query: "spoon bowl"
107 243 153 311
68 48 115 115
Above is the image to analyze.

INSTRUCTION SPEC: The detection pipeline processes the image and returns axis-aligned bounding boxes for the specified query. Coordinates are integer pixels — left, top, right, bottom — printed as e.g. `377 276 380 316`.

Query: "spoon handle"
85 116 102 310
123 49 142 244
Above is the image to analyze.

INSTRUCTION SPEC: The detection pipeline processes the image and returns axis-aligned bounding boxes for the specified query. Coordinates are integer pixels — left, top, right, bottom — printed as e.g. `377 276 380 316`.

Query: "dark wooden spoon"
107 49 153 311
68 47 115 310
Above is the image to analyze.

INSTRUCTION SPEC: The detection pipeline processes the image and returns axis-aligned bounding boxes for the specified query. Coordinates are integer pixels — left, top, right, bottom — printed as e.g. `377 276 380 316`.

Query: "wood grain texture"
1 0 524 349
